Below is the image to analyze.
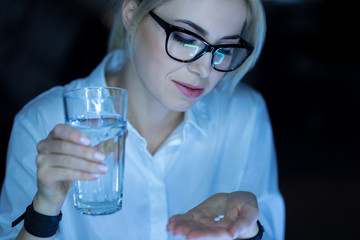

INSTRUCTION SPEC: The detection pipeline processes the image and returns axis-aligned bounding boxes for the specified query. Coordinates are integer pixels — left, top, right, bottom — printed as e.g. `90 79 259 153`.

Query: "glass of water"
63 87 127 215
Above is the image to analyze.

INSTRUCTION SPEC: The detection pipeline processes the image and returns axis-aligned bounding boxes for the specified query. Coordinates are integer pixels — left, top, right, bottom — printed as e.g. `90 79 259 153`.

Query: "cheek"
214 72 226 85
133 22 171 82
133 30 159 78
205 72 226 93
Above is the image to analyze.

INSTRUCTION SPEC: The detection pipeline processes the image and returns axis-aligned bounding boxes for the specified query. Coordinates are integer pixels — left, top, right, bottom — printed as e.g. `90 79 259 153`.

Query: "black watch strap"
244 220 264 240
12 203 62 238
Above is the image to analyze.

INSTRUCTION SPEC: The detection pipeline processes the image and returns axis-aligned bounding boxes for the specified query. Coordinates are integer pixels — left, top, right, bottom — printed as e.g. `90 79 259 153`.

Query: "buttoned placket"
127 122 186 240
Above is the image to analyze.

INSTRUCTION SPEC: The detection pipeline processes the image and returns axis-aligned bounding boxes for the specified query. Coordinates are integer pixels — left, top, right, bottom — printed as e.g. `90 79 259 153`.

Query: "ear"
122 0 139 30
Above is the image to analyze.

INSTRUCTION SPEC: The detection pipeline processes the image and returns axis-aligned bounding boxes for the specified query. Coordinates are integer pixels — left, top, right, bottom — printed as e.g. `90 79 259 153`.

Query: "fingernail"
80 136 91 145
94 151 106 161
90 173 100 178
97 164 108 173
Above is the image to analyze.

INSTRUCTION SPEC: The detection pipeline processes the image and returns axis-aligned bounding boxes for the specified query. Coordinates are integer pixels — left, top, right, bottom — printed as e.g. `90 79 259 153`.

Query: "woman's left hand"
167 191 260 240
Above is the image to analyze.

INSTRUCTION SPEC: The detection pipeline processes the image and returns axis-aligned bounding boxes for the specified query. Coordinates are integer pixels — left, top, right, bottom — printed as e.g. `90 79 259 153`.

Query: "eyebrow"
174 19 241 40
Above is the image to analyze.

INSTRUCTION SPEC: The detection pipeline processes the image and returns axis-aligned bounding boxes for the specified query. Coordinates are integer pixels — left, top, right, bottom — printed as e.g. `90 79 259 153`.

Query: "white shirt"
0 50 285 240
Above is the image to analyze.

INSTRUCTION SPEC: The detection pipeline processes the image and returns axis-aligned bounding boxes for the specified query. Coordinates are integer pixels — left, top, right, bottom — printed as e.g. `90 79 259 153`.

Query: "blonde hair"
108 0 266 92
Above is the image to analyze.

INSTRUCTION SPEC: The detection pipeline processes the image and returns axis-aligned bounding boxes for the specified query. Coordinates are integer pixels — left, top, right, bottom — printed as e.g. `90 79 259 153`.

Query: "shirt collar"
184 93 213 138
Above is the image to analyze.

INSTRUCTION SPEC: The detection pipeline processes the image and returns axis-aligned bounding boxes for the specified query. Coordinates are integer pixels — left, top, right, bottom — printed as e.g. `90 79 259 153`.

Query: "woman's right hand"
32 124 108 215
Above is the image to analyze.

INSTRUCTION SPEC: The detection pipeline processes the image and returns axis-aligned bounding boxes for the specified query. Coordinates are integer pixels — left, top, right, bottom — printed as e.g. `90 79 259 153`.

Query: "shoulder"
15 78 88 133
10 85 64 142
17 86 64 123
231 83 266 108
13 49 115 134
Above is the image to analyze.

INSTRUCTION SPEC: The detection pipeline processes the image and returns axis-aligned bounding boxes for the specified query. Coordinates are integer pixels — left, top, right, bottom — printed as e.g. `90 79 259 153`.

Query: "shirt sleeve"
239 94 285 240
0 116 42 238
0 88 63 239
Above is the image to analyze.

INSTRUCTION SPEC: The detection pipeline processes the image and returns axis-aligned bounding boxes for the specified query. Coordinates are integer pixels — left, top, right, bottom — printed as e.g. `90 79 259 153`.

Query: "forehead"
155 0 248 40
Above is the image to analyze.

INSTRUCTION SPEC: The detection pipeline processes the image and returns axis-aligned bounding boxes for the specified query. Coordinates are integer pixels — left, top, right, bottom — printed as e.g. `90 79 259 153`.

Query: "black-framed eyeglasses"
148 11 254 72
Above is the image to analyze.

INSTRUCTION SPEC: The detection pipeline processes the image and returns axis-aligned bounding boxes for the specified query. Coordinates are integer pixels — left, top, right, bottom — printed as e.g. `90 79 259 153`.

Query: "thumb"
229 217 259 239
226 192 259 238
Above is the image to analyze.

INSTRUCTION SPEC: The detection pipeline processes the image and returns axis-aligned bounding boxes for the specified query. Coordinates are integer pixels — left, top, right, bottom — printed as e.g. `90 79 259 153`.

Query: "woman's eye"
172 32 197 45
218 48 232 56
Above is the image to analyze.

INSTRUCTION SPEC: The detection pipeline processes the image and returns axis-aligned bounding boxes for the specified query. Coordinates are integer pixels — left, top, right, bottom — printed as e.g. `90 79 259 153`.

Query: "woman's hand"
33 124 108 215
167 191 260 240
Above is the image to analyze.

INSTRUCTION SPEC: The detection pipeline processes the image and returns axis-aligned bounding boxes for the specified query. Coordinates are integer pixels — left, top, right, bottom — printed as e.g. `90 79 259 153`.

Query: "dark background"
0 0 359 239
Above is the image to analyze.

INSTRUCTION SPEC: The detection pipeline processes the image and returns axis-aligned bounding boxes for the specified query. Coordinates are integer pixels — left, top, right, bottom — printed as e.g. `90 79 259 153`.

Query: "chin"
166 101 197 112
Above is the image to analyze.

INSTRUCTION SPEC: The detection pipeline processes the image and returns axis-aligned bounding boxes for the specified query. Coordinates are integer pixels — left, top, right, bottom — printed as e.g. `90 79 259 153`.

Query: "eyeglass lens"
167 31 249 71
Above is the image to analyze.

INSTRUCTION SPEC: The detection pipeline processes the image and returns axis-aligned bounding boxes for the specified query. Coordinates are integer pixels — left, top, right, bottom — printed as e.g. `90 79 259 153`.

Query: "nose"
187 52 213 78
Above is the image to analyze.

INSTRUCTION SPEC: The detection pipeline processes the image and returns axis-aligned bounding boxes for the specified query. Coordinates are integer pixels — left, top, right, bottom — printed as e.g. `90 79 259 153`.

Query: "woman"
0 0 285 239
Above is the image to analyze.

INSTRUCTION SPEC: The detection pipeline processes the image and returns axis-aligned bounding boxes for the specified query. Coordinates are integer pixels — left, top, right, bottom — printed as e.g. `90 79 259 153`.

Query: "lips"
172 80 205 98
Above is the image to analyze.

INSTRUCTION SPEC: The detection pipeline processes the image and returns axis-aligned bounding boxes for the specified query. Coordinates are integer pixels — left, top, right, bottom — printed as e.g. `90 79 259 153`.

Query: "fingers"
36 153 108 182
49 124 89 145
186 217 231 240
167 210 205 232
167 214 232 240
37 138 105 162
167 214 193 234
37 165 104 184
186 229 231 240
36 124 108 185
38 124 103 160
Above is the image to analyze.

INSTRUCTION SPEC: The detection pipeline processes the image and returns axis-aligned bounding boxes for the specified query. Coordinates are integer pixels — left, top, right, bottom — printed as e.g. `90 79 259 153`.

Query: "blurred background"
0 0 359 239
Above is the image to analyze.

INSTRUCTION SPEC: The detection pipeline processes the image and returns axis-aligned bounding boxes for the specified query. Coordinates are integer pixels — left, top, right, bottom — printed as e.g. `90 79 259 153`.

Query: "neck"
106 59 184 155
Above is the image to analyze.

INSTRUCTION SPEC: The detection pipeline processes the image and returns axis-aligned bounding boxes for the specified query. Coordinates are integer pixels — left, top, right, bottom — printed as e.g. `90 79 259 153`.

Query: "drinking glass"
63 87 127 215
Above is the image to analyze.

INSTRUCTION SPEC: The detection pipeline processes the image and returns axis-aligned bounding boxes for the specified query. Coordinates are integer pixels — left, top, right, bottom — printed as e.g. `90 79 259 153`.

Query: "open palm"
167 192 260 240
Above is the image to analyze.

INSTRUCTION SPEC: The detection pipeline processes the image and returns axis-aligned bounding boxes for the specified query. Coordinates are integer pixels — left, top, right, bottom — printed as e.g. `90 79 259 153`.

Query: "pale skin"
16 0 261 239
